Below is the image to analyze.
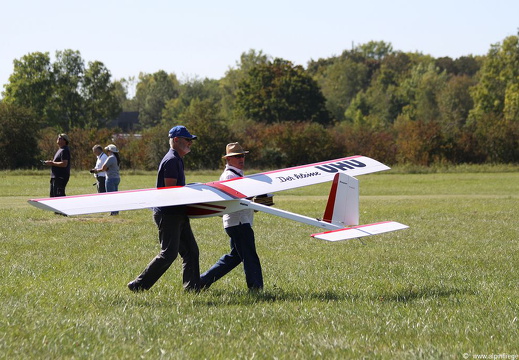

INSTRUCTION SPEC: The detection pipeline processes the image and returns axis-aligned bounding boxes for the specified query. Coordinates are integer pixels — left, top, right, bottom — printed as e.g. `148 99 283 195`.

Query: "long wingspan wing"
214 155 389 197
28 183 237 215
28 155 389 216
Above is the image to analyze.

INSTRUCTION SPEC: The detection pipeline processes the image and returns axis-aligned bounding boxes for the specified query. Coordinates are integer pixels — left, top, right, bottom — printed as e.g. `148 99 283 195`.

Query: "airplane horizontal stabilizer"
311 221 408 242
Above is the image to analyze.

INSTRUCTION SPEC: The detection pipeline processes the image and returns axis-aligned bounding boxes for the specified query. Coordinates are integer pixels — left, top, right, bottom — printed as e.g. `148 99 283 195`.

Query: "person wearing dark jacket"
44 134 71 198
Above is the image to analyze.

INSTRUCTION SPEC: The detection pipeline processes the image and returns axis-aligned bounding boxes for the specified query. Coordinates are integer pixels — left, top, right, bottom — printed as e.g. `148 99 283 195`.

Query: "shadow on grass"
201 288 348 306
106 284 475 308
110 288 353 308
193 285 474 306
375 286 473 303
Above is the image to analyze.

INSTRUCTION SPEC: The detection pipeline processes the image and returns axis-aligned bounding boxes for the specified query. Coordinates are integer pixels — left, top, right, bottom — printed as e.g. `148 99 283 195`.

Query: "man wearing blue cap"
128 125 201 292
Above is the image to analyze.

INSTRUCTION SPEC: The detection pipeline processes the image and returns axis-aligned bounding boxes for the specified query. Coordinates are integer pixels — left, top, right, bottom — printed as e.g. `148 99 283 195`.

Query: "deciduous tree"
46 49 85 130
136 70 179 128
236 58 330 124
82 61 121 128
162 77 221 122
177 99 229 170
469 33 519 162
2 52 53 122
3 50 122 130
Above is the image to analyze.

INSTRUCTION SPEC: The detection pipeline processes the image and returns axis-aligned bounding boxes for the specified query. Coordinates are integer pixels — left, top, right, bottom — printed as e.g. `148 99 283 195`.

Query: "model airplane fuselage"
28 155 408 241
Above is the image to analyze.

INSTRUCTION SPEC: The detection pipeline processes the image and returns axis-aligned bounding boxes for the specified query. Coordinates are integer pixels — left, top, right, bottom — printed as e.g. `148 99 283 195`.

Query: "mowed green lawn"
0 169 518 359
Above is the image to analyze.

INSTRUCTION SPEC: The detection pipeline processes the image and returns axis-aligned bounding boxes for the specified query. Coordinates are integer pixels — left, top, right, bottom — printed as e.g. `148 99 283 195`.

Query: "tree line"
1 34 518 170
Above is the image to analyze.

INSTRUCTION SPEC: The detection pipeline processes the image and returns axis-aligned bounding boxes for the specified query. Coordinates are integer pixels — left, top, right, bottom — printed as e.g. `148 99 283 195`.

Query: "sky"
1 0 518 95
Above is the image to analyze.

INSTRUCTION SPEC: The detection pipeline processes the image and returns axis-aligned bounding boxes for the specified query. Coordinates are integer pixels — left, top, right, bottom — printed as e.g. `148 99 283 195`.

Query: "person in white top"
91 145 108 193
200 143 263 290
95 144 121 216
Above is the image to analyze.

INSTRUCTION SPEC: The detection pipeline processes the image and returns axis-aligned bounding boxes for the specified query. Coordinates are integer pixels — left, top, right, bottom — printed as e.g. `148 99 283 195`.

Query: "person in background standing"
44 134 71 199
93 144 120 215
91 145 107 193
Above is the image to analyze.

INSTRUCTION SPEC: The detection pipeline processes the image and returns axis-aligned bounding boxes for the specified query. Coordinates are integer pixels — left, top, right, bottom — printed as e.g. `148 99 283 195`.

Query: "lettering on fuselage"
276 171 320 183
315 159 367 173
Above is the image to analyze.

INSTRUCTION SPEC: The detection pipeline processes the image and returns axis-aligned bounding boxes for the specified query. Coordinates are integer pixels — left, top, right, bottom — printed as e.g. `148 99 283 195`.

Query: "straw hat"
222 142 249 158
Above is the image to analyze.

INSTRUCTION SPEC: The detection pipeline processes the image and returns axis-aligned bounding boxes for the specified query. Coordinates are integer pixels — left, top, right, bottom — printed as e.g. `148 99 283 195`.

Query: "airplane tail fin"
231 171 408 242
322 172 359 227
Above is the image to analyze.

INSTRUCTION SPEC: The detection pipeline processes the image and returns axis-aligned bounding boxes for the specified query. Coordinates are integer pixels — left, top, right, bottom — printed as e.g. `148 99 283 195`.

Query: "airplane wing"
211 155 389 198
29 184 237 216
311 221 409 241
28 155 389 216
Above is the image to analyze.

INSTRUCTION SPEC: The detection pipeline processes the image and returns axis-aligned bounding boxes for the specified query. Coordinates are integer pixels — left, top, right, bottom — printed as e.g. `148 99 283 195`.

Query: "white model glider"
28 155 408 241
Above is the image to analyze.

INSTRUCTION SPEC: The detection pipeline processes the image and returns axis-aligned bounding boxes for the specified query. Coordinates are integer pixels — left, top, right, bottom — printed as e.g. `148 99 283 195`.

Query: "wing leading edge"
28 155 389 216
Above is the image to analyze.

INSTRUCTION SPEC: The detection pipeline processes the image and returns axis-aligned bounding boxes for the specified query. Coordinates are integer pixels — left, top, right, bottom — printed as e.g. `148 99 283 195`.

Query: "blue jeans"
106 177 120 215
201 223 263 290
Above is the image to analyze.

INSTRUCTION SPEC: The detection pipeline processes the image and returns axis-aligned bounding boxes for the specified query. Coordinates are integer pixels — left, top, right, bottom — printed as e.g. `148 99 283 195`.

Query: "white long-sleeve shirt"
94 152 108 177
220 165 254 228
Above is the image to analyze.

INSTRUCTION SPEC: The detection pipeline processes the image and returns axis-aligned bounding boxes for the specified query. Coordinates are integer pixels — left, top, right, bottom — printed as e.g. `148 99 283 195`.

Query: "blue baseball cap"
168 125 197 140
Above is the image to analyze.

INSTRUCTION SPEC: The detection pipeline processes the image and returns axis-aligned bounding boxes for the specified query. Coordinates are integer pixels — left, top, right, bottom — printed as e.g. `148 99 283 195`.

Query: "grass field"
1 168 518 359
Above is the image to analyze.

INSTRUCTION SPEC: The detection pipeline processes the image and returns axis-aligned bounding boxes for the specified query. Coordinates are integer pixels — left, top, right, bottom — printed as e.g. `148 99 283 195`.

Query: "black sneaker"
127 280 145 292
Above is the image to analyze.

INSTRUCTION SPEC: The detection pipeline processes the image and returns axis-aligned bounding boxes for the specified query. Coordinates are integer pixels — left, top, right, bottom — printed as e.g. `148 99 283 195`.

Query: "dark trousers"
201 223 263 290
96 176 106 193
50 177 68 197
133 213 200 290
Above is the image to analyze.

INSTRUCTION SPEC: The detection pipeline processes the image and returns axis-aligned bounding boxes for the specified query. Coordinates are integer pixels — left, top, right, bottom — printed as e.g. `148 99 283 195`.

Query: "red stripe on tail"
322 173 340 223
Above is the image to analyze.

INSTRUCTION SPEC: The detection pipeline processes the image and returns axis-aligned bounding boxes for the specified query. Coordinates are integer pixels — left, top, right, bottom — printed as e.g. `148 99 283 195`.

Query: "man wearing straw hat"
200 142 264 291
